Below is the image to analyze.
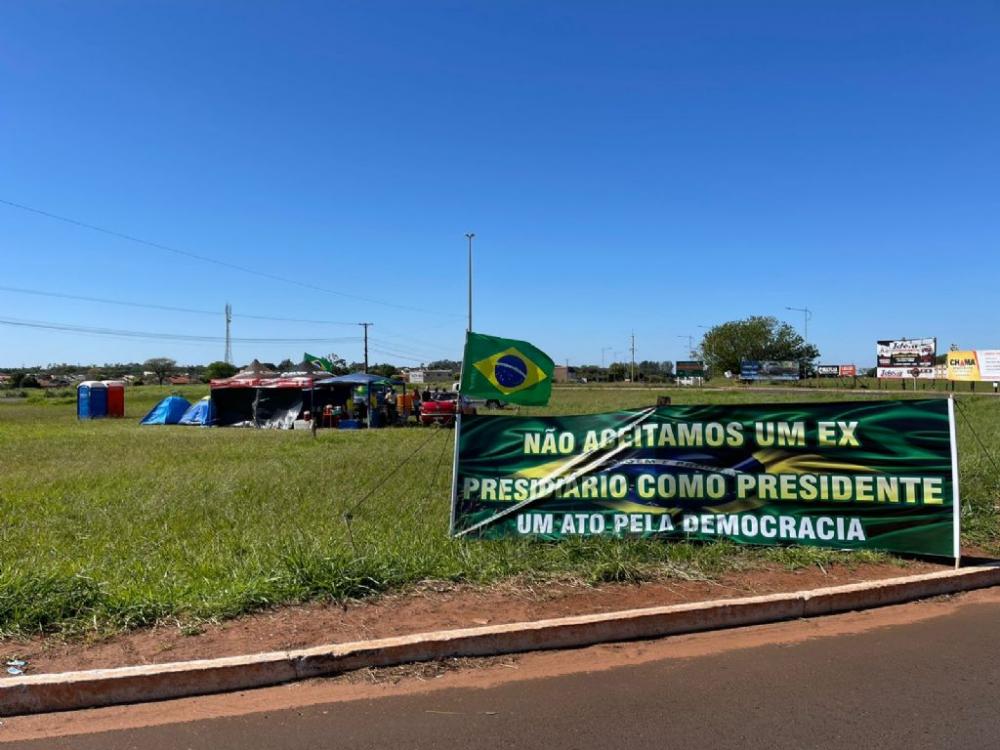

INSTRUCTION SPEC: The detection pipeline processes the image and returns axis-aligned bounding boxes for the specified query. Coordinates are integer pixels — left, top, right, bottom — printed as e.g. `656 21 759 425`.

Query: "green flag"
303 352 334 372
460 331 554 406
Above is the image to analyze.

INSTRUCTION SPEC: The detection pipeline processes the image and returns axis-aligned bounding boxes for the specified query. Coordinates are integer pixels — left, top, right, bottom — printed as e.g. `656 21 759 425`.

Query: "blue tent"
178 396 214 426
140 396 191 425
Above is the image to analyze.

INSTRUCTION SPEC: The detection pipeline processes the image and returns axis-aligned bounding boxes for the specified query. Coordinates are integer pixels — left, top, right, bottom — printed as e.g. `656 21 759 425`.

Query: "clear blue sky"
1 1 997 369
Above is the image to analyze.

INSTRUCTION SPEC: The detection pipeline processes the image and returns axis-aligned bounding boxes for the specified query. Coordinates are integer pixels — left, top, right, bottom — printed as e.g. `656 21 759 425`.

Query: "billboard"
740 360 800 381
839 365 857 377
877 338 935 379
878 367 936 380
450 400 959 558
816 365 840 377
946 350 1000 382
676 361 706 378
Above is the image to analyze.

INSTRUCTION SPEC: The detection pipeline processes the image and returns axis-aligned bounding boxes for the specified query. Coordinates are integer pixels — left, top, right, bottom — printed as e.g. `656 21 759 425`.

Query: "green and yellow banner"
460 331 554 406
451 399 959 558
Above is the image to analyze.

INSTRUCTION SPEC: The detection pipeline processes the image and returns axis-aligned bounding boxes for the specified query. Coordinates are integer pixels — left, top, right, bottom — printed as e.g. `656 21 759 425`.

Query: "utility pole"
224 303 232 364
630 331 636 382
358 322 373 372
465 232 475 333
601 346 612 368
785 306 812 341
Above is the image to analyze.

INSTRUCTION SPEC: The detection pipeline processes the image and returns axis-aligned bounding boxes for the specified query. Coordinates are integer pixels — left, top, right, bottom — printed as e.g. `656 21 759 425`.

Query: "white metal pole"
465 232 474 333
449 330 469 537
948 396 961 568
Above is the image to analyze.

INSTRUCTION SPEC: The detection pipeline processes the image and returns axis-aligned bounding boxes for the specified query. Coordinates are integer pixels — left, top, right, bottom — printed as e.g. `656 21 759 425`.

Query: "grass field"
1 385 998 637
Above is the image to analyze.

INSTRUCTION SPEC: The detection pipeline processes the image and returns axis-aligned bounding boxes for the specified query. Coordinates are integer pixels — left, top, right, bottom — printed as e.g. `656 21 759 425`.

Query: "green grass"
0 385 997 637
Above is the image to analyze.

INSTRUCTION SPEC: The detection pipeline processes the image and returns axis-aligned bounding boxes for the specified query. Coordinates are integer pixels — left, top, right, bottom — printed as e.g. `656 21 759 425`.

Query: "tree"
608 362 627 381
700 316 819 376
203 361 238 382
426 359 462 374
369 363 398 377
143 357 176 386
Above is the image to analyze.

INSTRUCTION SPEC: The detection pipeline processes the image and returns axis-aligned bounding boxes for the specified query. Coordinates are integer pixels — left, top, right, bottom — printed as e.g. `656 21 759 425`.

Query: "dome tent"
178 396 214 426
140 396 191 425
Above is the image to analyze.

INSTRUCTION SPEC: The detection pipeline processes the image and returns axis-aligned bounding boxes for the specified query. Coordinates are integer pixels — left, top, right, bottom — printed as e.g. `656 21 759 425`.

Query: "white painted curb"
2 565 998 716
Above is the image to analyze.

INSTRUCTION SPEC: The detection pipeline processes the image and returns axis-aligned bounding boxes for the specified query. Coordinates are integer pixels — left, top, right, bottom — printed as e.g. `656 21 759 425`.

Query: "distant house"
408 369 452 384
168 375 192 385
0 373 9 385
37 375 73 388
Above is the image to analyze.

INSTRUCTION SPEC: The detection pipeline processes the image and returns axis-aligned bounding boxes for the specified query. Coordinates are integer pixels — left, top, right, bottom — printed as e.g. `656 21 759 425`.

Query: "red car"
419 394 476 427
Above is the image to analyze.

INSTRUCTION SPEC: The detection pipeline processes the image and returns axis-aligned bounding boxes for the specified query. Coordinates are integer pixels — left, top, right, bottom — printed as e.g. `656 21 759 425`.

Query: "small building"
408 369 452 384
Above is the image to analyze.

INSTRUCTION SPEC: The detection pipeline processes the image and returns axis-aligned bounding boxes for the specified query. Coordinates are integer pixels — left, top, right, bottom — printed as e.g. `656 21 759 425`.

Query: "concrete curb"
3 564 999 716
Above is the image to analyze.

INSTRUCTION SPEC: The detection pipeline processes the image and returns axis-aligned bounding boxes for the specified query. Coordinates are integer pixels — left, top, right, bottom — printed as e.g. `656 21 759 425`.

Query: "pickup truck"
420 393 477 427
450 383 505 410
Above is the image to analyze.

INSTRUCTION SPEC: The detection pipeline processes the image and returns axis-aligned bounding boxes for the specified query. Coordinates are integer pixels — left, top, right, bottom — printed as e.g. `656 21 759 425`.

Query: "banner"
740 360 800 381
877 338 935 380
947 350 1000 382
878 367 936 380
676 361 705 378
451 399 958 558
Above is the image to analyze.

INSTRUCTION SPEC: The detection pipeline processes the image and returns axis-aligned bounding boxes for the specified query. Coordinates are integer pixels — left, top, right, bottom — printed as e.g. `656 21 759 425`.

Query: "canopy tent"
210 359 279 389
316 373 396 427
315 373 393 386
235 359 278 378
140 396 191 425
210 376 354 429
279 359 332 378
178 396 214 426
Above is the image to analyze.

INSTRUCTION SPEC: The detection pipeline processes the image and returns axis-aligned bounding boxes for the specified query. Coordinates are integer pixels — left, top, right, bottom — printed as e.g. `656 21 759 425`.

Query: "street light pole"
785 306 812 341
677 334 693 358
465 233 475 333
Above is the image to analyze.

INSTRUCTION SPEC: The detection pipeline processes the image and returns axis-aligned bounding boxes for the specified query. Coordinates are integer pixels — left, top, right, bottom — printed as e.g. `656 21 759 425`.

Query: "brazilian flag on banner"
460 331 554 406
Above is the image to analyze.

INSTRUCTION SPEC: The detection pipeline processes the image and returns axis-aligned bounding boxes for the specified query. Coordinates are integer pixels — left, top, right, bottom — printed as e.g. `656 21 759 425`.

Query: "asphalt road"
6 590 1000 749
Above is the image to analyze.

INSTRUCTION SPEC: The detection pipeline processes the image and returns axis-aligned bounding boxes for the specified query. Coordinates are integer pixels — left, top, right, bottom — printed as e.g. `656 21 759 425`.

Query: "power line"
368 336 448 359
0 284 220 317
368 346 435 364
0 284 358 326
0 315 362 345
0 285 457 360
0 198 464 318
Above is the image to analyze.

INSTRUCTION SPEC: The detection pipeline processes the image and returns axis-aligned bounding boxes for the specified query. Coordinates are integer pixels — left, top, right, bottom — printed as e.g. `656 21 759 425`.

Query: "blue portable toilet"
140 396 191 425
178 396 214 426
77 381 109 420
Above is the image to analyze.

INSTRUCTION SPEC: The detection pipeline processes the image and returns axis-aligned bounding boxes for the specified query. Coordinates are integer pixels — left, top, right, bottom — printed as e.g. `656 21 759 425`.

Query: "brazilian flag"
460 331 554 406
303 352 334 372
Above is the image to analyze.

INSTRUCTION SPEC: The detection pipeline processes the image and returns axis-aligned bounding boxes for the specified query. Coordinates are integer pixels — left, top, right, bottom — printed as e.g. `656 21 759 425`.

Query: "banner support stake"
948 395 961 568
449 331 469 537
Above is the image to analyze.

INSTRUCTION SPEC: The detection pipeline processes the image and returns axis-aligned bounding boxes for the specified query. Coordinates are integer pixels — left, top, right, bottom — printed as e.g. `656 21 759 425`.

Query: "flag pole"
450 334 469 537
451 235 474 537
